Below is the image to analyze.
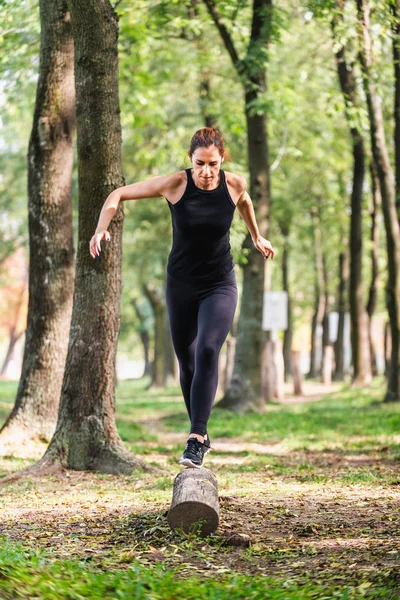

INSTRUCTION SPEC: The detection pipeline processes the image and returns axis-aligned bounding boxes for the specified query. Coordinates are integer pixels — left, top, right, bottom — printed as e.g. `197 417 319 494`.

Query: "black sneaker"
179 436 211 469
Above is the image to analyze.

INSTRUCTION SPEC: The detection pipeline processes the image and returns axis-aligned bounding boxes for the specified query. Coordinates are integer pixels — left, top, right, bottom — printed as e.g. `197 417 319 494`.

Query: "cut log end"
168 500 219 536
168 467 220 536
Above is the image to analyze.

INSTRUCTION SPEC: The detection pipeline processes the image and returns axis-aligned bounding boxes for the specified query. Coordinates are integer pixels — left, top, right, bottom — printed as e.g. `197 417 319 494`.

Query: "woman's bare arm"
90 172 183 257
94 173 183 234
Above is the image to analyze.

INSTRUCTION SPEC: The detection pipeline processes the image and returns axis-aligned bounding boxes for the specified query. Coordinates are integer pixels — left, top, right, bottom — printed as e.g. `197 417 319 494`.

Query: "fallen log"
167 467 219 536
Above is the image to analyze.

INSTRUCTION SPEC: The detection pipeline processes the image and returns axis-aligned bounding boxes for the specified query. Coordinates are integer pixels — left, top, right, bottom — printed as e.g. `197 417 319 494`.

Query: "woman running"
90 128 275 468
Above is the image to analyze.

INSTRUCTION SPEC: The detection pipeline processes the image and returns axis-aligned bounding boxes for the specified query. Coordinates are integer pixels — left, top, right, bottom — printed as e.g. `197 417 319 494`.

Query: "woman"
90 128 275 469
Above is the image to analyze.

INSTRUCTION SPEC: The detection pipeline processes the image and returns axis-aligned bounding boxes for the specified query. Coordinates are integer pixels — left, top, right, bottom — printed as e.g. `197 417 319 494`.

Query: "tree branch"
202 0 241 70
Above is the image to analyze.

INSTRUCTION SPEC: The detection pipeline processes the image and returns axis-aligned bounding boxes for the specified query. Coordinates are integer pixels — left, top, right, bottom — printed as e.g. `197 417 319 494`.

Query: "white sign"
328 311 351 344
262 291 288 331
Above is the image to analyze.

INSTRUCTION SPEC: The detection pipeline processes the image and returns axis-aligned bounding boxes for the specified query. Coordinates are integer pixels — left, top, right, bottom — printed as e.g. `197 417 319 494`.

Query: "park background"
0 0 399 598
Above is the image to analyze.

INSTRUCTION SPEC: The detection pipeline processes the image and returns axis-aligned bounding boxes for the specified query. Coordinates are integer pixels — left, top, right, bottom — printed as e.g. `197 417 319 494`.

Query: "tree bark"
40 0 150 473
203 0 273 412
333 249 349 380
280 227 292 381
168 467 219 536
333 7 372 385
307 207 325 379
132 298 152 377
143 282 166 389
392 0 400 222
0 0 75 446
321 254 333 384
367 159 381 376
357 0 400 400
0 268 28 378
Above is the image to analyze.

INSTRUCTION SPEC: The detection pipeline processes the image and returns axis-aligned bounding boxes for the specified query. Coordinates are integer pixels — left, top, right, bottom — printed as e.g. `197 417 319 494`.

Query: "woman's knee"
197 343 218 368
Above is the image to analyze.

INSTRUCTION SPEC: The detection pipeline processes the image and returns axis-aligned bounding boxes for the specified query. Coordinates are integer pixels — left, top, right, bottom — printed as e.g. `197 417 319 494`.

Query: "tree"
356 0 400 400
16 0 153 478
203 0 274 412
0 0 75 449
332 0 372 385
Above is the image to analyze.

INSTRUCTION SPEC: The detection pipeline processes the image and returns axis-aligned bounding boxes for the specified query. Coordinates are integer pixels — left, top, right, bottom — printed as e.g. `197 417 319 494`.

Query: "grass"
0 376 399 598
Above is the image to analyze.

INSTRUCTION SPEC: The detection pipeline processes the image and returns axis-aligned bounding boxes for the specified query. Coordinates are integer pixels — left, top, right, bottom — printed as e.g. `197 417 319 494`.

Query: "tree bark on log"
0 0 75 447
168 467 219 536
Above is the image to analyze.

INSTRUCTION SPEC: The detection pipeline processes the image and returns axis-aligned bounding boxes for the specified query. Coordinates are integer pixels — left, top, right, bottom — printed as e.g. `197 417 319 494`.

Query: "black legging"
166 269 238 436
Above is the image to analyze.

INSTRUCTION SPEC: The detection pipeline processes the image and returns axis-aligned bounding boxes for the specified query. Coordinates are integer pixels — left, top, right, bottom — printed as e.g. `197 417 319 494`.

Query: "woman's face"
191 145 223 188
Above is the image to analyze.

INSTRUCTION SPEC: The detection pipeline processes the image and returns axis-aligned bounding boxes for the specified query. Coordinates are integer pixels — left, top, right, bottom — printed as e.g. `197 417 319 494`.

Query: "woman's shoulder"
224 170 247 193
164 170 188 190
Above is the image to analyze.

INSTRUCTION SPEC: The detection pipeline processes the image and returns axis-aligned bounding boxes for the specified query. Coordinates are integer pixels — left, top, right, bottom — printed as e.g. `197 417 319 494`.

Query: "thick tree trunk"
333 15 372 385
143 282 166 389
204 0 273 412
40 0 150 473
357 0 400 400
0 0 75 447
367 159 381 376
333 249 349 380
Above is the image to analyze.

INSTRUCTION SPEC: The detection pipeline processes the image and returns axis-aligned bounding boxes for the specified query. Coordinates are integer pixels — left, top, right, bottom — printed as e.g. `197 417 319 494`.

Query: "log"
167 467 219 536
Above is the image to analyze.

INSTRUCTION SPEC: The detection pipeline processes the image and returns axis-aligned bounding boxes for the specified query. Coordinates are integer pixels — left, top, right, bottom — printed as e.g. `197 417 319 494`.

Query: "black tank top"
165 168 236 284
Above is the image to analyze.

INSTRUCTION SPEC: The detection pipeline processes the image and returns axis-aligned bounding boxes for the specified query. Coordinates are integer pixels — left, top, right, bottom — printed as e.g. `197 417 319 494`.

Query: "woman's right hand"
90 230 111 258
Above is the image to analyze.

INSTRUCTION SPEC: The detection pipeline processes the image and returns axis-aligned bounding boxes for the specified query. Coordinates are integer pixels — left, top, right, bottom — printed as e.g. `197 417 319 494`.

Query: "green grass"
0 540 397 600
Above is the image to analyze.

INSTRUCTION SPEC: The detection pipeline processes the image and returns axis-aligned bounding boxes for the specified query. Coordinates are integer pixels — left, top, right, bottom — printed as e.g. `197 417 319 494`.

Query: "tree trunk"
164 311 177 384
0 268 28 378
143 282 166 389
0 329 24 379
40 0 149 474
203 0 272 412
132 298 152 377
307 207 325 379
291 350 303 396
0 0 75 446
281 228 292 381
367 159 381 376
333 249 349 380
357 0 400 400
333 11 372 385
321 254 333 384
392 0 400 222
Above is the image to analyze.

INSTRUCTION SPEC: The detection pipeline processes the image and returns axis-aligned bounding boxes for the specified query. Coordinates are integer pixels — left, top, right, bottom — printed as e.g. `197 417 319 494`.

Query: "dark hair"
188 127 230 160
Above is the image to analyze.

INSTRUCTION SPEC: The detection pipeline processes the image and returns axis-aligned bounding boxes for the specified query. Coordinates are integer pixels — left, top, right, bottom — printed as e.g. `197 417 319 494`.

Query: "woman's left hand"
252 235 275 260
